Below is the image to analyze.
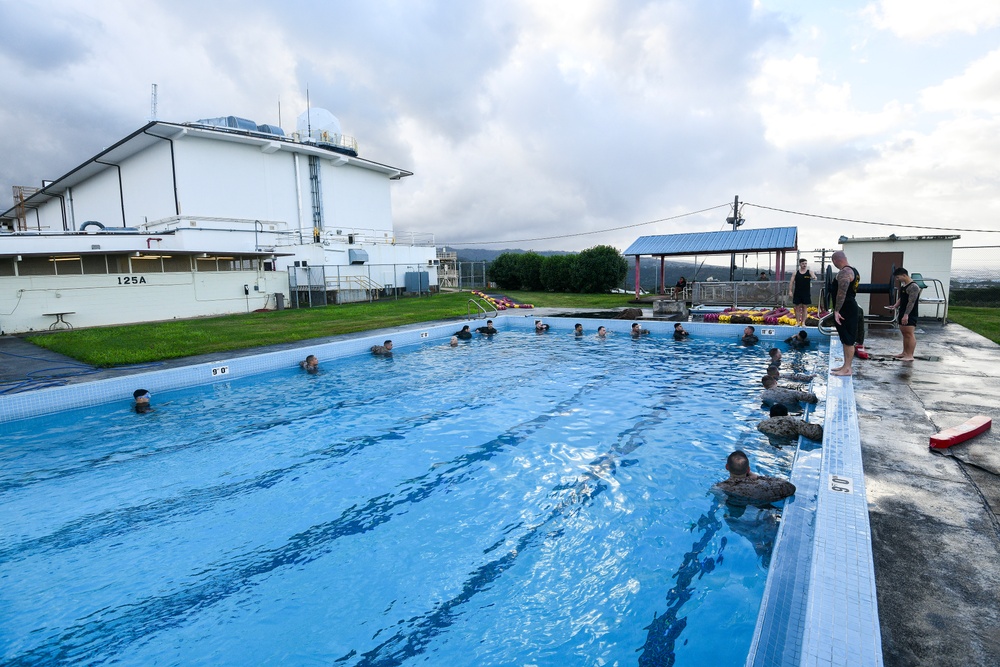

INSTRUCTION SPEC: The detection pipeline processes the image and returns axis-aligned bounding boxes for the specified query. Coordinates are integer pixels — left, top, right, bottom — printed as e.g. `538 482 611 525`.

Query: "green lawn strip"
948 306 1000 345
26 291 638 366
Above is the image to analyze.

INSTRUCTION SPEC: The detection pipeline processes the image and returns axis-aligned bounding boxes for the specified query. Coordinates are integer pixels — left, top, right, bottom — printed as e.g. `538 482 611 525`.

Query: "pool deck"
2 314 999 666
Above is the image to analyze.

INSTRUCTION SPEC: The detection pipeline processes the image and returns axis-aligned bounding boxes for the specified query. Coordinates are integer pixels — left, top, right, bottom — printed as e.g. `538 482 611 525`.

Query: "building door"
870 251 903 317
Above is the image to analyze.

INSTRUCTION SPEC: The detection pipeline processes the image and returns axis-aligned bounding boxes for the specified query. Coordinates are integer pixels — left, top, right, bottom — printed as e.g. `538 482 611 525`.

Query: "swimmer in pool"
299 355 319 374
673 323 689 340
597 326 608 338
475 319 498 335
574 323 584 337
760 376 817 407
455 325 473 340
535 320 550 332
133 389 152 414
713 450 796 503
371 340 394 356
768 348 781 366
742 325 759 345
757 404 823 442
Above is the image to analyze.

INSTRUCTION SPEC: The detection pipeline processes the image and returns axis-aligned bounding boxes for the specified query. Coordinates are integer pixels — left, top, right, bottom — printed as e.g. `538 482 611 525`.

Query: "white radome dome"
296 108 342 141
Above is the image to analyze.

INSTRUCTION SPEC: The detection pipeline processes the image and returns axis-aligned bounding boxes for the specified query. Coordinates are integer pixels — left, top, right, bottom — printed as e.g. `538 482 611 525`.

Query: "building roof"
839 234 960 243
623 227 798 257
1 120 414 222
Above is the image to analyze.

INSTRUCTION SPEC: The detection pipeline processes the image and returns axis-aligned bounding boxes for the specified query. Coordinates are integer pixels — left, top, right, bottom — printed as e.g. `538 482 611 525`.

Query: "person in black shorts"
830 250 860 376
788 258 816 327
888 267 920 361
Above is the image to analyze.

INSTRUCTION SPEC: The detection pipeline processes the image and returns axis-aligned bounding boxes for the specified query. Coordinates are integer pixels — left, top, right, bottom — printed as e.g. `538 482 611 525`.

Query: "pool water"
0 331 822 666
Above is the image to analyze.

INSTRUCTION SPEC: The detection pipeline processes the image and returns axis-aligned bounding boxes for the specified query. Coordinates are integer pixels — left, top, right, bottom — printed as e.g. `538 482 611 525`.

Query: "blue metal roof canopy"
623 226 799 298
624 226 798 256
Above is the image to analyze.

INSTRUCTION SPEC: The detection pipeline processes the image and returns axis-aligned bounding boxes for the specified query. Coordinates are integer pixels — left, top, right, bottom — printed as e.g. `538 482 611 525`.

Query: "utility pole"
726 194 744 281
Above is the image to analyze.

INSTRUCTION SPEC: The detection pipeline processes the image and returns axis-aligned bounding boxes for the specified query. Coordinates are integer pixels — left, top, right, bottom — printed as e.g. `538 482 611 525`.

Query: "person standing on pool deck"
713 450 796 503
830 250 860 377
888 267 921 361
788 258 817 327
371 340 393 356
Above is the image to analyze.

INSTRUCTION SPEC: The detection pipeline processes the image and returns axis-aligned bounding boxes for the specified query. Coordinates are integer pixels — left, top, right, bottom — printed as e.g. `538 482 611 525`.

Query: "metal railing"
287 262 435 307
691 281 790 309
467 298 498 320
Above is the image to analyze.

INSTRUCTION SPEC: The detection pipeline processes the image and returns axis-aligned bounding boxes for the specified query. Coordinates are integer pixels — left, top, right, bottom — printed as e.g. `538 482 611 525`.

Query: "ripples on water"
0 332 824 666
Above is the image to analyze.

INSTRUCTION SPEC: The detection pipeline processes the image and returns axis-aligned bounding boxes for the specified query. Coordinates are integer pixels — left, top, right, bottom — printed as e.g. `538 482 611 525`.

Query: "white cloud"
921 48 1000 114
863 0 1000 40
750 55 909 148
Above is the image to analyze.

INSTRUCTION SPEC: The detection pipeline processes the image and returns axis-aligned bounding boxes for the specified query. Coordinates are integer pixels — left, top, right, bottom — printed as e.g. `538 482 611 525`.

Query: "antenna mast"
150 83 158 121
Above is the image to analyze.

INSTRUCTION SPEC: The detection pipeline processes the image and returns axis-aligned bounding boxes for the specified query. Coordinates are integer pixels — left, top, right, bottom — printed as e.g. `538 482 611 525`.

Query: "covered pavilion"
622 227 799 299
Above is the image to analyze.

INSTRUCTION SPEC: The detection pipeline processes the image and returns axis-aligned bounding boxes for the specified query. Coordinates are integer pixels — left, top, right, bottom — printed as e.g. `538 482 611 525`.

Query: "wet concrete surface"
851 322 1000 667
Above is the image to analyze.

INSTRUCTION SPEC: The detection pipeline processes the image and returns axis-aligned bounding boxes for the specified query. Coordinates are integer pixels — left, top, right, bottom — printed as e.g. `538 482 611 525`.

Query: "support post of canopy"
659 256 665 295
634 255 641 300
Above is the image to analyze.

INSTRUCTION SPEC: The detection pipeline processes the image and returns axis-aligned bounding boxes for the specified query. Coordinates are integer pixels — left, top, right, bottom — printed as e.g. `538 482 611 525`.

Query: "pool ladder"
467 298 498 320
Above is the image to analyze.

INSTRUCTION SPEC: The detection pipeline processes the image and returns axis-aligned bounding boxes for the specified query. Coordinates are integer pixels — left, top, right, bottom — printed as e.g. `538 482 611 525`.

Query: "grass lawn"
948 306 1000 345
25 290 638 366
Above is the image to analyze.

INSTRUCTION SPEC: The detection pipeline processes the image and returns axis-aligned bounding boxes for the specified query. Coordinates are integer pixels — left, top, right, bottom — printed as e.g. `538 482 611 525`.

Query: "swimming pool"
0 327 825 666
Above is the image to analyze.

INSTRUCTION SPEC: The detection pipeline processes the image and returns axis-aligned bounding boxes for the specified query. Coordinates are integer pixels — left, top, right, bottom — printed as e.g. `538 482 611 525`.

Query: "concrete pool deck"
2 315 999 666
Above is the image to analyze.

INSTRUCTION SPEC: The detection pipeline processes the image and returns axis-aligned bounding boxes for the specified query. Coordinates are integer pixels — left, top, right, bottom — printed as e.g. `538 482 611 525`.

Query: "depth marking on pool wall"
828 474 853 494
761 328 775 336
211 365 229 377
420 331 429 338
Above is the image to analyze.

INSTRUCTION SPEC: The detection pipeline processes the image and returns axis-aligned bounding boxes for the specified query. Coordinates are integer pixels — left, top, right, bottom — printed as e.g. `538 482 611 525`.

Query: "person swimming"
713 450 796 503
132 389 152 414
299 355 319 374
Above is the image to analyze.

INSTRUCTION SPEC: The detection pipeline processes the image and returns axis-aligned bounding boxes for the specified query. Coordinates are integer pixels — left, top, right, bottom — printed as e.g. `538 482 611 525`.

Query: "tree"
540 254 576 292
487 252 522 289
572 245 628 293
518 252 545 291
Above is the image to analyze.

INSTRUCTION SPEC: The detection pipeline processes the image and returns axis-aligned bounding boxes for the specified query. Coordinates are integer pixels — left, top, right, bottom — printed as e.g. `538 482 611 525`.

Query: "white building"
839 233 957 319
0 110 437 334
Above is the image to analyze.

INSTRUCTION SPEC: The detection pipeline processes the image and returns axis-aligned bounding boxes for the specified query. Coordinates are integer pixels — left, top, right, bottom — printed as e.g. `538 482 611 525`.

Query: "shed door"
870 251 903 316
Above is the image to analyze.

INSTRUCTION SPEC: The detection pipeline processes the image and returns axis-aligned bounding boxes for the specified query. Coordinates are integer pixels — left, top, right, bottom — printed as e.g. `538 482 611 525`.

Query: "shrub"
572 245 628 293
487 252 522 290
540 254 576 292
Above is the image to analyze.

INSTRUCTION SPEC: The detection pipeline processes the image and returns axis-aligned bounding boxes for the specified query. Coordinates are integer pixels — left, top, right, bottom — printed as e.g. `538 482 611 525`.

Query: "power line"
439 203 731 246
744 202 1000 234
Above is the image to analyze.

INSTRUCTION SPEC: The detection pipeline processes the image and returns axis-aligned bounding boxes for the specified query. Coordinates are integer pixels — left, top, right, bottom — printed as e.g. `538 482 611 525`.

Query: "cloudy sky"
2 0 998 269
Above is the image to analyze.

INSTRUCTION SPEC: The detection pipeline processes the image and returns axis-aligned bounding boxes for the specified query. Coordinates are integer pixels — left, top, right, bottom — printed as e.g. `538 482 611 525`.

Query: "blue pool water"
0 331 823 666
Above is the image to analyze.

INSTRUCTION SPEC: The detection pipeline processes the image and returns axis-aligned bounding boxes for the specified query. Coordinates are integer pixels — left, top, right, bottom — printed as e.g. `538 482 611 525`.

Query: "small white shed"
839 234 957 318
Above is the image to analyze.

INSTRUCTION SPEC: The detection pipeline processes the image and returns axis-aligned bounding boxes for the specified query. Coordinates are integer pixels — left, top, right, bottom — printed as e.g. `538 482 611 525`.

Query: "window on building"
53 257 83 275
17 257 56 276
107 255 130 273
0 258 15 276
82 255 108 275
131 256 163 273
162 255 191 272
195 257 218 272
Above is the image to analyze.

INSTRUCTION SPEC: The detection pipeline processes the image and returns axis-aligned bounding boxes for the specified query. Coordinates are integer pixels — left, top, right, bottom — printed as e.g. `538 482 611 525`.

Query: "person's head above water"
769 348 781 361
133 389 150 403
797 330 808 340
766 365 780 378
769 404 789 417
762 376 777 388
597 326 607 336
449 336 458 346
383 340 393 350
725 450 751 478
744 325 755 335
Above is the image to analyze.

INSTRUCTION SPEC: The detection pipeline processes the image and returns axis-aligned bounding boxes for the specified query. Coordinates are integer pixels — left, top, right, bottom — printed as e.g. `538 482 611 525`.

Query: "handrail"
467 298 497 320
917 277 949 323
817 313 836 336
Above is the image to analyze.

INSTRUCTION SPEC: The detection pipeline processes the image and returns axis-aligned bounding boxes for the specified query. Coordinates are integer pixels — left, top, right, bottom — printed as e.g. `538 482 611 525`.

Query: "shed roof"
624 227 798 257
